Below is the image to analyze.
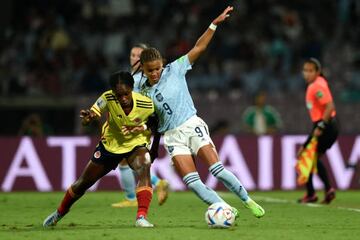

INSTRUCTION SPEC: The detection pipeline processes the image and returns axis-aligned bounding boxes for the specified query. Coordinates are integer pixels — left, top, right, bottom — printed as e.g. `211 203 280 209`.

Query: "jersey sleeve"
314 84 333 105
170 55 192 75
90 95 107 117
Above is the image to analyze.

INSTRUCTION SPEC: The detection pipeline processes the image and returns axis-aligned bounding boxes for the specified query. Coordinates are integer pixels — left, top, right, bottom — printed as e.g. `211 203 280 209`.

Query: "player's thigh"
318 125 338 154
187 117 216 156
172 155 197 177
197 144 219 167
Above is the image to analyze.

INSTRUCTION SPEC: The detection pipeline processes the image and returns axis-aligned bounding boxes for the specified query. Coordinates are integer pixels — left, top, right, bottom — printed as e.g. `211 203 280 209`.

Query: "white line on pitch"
254 196 360 213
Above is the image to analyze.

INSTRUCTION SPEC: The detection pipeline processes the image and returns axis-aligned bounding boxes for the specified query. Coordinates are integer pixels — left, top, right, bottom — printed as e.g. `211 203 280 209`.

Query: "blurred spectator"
18 113 53 136
1 0 358 96
0 0 359 134
242 92 282 135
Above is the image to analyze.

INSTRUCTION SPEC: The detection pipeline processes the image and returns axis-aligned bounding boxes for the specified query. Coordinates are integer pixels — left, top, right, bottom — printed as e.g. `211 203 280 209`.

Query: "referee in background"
298 58 339 204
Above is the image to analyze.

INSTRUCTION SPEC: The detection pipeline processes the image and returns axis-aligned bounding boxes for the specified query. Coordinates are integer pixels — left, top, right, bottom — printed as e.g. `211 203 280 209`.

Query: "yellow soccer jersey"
90 90 154 154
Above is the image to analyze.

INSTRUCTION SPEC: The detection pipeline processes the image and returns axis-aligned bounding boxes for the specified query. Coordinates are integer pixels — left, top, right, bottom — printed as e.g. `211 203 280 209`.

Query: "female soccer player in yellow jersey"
111 43 169 208
43 71 156 227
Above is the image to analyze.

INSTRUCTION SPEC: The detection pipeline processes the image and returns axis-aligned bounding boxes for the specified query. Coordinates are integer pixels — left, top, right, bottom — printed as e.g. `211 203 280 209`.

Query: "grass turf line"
0 191 359 240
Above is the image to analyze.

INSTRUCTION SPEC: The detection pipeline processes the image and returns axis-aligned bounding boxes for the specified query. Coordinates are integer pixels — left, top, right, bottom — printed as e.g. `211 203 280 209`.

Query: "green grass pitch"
1 191 359 240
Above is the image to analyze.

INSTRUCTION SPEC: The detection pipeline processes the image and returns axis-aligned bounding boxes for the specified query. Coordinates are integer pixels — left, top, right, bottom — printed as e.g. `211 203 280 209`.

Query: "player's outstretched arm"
80 109 98 126
187 6 233 64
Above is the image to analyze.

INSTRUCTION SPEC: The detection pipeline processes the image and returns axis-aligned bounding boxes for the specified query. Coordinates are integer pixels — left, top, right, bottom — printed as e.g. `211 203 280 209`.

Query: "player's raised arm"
187 6 233 64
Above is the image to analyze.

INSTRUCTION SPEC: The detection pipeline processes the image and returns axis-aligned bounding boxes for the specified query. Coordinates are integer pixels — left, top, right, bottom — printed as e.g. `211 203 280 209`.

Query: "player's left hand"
121 125 146 135
213 6 234 25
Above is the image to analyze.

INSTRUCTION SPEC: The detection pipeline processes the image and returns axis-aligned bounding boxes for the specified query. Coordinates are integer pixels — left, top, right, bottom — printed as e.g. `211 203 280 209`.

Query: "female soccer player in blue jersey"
135 6 265 218
111 44 169 208
43 71 156 227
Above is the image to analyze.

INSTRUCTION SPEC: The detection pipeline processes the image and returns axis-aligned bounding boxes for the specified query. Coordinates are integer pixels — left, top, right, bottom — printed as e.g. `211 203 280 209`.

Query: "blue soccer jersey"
138 55 197 133
133 71 143 93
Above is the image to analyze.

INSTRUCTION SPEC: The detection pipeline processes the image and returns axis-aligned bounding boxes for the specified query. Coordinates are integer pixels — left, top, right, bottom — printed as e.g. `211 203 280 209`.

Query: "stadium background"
0 0 359 192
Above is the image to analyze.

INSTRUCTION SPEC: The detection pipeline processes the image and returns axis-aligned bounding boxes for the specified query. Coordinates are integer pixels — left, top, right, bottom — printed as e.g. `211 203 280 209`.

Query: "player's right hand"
80 109 96 124
121 125 146 135
212 6 233 25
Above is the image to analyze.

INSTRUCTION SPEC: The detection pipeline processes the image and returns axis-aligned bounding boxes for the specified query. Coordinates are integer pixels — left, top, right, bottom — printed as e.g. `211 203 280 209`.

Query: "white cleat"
135 216 154 228
43 210 63 227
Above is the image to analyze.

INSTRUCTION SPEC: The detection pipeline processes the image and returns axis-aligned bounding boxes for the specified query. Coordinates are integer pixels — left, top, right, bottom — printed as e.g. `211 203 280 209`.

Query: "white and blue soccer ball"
205 202 236 228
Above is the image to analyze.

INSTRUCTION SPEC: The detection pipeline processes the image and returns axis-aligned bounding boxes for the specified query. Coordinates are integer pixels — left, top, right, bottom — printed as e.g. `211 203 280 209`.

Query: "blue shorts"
91 141 147 170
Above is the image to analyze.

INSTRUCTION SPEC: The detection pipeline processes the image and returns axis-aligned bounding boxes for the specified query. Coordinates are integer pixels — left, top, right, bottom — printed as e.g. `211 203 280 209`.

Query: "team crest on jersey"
134 117 142 124
94 151 101 159
155 92 164 102
167 146 174 153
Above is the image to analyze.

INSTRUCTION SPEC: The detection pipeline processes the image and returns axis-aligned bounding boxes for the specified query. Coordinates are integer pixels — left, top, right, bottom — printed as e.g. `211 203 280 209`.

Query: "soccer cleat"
135 216 154 228
111 199 138 208
321 188 336 204
43 210 63 227
231 207 239 220
298 194 318 203
156 179 169 206
244 199 265 218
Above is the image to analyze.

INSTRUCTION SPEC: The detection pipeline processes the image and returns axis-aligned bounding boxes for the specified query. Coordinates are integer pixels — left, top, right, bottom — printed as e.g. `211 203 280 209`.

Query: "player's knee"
143 152 151 167
131 157 150 177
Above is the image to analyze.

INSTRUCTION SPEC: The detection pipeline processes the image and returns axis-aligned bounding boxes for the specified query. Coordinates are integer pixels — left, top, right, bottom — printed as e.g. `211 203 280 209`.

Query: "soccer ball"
205 202 236 228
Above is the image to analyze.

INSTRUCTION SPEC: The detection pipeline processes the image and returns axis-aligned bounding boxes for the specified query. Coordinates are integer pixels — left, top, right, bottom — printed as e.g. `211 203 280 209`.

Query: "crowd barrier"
1 135 359 191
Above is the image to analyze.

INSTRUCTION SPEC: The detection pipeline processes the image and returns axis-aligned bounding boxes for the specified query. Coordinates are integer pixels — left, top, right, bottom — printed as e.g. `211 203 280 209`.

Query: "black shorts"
91 141 147 170
303 118 339 154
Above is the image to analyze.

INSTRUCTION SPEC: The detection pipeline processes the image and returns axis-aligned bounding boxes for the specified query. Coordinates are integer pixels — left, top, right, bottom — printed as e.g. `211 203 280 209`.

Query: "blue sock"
151 174 160 186
183 172 224 205
209 162 249 202
119 165 136 200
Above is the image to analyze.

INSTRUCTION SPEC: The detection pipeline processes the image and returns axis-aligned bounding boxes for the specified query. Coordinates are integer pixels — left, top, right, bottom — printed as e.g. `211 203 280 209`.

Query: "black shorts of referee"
303 117 339 154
